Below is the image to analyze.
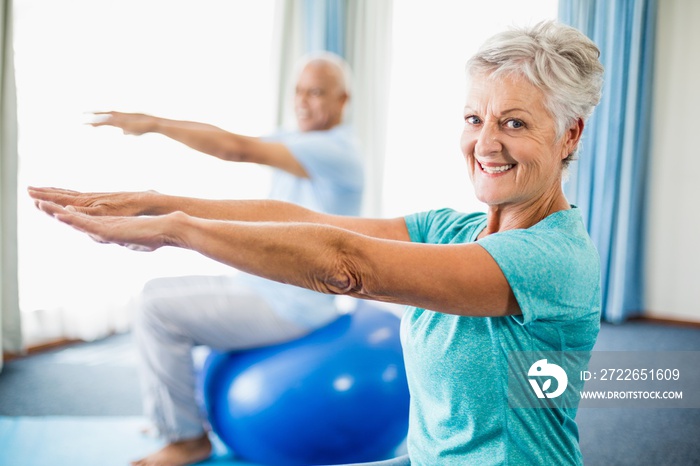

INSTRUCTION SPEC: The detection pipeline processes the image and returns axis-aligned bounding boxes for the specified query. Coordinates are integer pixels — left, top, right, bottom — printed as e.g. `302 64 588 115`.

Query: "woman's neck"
478 190 570 239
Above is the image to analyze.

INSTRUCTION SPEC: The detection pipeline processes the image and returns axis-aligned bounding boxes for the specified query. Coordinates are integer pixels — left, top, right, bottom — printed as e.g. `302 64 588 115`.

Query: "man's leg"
131 274 309 466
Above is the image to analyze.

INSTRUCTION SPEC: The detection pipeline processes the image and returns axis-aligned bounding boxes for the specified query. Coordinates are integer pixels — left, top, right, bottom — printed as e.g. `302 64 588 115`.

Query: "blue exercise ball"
201 300 409 466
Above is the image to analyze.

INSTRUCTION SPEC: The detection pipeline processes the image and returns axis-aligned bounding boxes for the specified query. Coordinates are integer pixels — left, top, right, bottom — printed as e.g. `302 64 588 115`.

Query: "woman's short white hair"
295 51 353 97
466 21 604 166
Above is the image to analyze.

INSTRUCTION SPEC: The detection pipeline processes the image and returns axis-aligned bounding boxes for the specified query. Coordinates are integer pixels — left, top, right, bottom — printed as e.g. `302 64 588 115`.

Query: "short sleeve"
405 209 487 245
477 220 600 324
282 129 363 191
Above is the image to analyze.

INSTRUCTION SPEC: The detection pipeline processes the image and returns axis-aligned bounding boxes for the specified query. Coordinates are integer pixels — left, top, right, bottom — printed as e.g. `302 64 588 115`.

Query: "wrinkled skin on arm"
31 188 518 318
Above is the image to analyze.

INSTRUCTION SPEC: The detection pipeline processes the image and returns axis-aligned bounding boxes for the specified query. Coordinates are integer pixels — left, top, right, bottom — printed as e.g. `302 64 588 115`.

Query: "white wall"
645 0 700 322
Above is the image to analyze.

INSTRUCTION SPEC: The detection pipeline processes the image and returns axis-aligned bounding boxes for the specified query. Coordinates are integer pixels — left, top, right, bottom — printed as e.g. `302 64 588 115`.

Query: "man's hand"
86 111 157 135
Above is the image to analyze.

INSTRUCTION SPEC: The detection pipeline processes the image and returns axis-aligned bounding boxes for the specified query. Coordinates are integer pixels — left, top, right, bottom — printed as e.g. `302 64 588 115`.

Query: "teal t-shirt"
402 207 601 465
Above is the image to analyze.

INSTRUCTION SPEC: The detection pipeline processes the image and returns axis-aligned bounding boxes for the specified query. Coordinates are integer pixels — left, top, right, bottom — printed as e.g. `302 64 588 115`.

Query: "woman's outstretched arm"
34 199 518 318
27 186 408 240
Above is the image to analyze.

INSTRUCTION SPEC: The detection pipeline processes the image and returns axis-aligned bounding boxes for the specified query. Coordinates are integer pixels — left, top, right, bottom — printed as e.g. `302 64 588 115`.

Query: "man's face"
294 63 347 132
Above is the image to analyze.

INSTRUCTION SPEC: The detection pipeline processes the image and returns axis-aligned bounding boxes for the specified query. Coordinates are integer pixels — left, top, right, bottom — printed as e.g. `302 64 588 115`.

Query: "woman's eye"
465 115 481 125
505 119 524 129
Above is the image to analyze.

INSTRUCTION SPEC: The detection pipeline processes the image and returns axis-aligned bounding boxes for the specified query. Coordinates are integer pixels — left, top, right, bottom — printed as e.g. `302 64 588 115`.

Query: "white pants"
133 275 312 442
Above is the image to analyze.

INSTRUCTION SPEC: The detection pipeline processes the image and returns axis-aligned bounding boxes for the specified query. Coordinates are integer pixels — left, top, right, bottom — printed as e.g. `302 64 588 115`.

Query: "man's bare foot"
139 424 159 438
130 434 212 466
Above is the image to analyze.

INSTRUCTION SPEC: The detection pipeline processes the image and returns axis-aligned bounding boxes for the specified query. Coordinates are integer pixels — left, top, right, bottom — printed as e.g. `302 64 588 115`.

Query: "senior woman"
30 21 603 466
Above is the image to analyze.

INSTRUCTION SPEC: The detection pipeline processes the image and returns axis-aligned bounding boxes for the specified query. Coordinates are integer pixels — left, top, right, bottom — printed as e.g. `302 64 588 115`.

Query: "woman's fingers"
28 186 80 195
28 186 83 206
35 200 67 217
33 191 163 252
28 187 130 216
43 203 161 252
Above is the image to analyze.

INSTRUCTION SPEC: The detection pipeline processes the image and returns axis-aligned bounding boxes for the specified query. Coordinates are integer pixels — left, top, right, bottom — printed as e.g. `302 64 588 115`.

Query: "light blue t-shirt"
265 125 364 216
238 125 364 328
402 207 601 465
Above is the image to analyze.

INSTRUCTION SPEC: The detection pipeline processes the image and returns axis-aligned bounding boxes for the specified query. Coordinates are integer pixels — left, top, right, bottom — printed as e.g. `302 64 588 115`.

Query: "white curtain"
1 0 22 368
272 0 395 217
345 0 394 217
381 0 558 218
272 0 305 130
14 0 277 346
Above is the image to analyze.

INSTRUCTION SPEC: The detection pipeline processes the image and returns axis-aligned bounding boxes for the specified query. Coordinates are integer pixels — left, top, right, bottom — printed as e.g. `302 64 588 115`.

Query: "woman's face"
460 73 576 209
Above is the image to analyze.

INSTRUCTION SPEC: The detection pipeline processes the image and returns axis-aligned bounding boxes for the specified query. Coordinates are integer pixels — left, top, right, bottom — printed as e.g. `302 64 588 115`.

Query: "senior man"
87 51 364 466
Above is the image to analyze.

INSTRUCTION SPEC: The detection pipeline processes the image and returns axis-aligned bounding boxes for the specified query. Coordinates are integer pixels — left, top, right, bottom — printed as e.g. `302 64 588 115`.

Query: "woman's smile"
477 161 516 175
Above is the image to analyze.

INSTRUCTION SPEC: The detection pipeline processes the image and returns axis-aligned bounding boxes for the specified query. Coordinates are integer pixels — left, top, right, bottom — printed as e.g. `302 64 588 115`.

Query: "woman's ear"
562 118 584 160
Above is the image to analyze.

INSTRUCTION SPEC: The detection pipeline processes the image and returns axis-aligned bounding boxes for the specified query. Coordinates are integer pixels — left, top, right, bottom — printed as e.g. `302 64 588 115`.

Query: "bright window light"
14 0 277 343
383 0 558 217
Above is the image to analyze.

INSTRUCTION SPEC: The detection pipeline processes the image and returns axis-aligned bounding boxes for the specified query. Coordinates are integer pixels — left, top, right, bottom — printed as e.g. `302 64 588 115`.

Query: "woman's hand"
34 200 182 252
28 187 157 217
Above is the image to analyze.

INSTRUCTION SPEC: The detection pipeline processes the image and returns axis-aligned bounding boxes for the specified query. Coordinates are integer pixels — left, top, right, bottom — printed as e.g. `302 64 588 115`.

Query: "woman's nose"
475 124 501 156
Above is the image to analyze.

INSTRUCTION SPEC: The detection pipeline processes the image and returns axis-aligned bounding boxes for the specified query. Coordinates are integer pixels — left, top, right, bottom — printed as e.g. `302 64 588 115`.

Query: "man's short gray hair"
466 21 604 165
297 51 353 97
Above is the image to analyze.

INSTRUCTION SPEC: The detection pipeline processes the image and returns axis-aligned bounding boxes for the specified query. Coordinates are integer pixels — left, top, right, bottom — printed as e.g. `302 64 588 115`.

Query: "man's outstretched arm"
89 111 308 177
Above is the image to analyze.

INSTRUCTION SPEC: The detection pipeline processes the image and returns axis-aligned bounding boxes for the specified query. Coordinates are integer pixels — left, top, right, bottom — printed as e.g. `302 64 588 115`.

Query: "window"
14 0 560 344
383 0 558 217
14 0 278 344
